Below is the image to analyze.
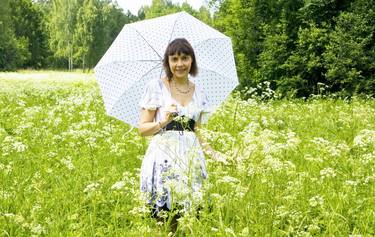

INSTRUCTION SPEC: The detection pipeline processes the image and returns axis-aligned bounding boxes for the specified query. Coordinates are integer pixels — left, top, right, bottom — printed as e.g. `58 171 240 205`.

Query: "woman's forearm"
195 127 228 163
195 127 213 154
138 120 168 136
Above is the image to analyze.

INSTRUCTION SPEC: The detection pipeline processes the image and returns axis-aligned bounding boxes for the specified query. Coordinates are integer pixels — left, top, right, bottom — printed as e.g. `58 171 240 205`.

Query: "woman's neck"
171 76 189 85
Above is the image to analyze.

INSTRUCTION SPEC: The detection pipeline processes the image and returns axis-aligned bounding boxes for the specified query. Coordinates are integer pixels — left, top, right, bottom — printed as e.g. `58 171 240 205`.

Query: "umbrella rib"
138 63 163 82
167 13 180 44
111 63 163 116
129 26 163 60
159 13 179 80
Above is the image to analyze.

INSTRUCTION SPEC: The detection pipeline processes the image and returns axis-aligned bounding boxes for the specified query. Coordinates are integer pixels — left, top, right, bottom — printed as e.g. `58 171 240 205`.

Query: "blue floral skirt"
140 130 208 211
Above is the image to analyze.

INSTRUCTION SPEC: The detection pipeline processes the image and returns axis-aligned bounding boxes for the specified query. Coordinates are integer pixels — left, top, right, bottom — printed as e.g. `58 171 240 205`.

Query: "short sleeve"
139 79 162 110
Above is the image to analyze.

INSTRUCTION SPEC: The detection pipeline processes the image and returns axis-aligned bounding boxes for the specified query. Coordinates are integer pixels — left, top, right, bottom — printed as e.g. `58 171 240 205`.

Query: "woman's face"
168 52 192 80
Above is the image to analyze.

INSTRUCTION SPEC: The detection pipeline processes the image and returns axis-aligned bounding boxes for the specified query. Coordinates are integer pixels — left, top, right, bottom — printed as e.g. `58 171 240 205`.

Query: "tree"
211 0 375 98
324 0 375 96
74 0 98 70
85 0 138 68
0 0 29 70
143 0 180 19
48 0 79 70
10 0 50 68
197 6 213 25
280 24 329 97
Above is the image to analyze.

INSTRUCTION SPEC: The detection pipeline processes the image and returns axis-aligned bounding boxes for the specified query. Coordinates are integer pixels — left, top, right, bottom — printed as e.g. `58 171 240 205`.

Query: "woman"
138 38 211 220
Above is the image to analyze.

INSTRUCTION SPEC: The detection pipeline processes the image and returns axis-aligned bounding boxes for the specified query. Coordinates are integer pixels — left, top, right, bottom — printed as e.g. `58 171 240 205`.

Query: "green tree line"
0 0 139 70
211 0 375 97
0 0 210 71
1 0 374 97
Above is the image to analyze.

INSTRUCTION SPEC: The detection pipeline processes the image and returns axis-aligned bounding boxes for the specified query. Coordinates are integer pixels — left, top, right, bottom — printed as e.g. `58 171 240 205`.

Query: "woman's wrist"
157 120 166 130
157 121 163 130
159 118 170 128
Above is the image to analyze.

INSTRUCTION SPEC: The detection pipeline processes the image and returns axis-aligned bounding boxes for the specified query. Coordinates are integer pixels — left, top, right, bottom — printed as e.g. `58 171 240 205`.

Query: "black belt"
165 116 195 132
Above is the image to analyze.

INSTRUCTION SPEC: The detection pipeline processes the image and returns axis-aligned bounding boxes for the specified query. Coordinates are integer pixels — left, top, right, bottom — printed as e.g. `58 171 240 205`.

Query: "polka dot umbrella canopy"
94 11 238 127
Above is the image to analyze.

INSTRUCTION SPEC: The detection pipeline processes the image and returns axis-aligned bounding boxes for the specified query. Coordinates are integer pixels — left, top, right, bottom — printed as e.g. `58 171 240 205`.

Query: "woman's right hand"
161 104 178 126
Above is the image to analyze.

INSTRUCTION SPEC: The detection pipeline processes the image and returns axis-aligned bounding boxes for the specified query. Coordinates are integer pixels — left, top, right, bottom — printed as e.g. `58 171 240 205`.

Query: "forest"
1 0 374 97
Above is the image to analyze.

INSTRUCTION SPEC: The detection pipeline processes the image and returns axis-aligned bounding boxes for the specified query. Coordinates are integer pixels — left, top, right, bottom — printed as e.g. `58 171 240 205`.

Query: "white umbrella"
94 11 238 127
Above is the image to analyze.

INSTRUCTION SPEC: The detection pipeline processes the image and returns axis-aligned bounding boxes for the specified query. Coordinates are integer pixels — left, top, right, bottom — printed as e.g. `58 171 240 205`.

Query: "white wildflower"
88 114 97 125
31 223 45 235
85 136 97 148
0 191 11 199
344 180 359 187
309 195 324 207
353 129 375 148
327 146 341 157
320 167 336 180
13 141 27 153
110 144 119 154
18 100 26 107
14 214 25 224
129 205 150 216
311 137 330 147
262 155 283 172
3 213 15 218
68 213 79 220
111 181 126 190
53 117 62 127
60 157 74 170
83 182 100 193
47 152 57 158
363 175 374 185
304 154 323 163
225 227 235 235
14 122 34 135
3 163 13 175
240 227 249 236
307 222 321 234
361 152 375 165
210 193 223 202
219 175 239 184
285 131 300 149
261 116 268 127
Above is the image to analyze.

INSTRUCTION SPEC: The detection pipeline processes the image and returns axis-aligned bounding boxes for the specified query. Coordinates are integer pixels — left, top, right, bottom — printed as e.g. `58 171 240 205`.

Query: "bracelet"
158 121 163 130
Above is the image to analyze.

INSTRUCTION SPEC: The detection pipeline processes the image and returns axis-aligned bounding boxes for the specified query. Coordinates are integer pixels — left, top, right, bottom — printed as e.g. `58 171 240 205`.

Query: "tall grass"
0 72 374 236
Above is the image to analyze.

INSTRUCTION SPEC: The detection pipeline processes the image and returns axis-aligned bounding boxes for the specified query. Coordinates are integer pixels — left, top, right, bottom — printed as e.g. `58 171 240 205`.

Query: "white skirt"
140 130 208 210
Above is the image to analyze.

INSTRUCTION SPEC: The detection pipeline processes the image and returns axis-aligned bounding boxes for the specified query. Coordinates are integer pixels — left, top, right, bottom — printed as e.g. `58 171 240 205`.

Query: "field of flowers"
0 71 374 236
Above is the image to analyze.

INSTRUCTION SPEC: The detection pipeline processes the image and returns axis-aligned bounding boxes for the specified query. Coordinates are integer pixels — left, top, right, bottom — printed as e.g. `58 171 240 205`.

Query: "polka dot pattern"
94 11 238 127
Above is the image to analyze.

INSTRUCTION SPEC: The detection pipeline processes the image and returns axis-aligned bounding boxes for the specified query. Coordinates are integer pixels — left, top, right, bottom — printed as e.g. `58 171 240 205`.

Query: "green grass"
0 71 374 236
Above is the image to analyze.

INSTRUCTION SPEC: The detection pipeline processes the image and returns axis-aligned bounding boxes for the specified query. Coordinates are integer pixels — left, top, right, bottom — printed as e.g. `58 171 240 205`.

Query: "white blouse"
138 78 210 125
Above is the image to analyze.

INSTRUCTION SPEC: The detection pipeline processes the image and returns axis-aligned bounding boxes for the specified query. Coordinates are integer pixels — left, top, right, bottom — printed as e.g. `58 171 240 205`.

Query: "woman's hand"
160 104 178 127
205 146 228 164
211 150 228 164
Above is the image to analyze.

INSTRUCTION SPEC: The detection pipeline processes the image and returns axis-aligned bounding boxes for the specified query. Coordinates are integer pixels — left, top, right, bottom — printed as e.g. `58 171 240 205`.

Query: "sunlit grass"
0 71 374 236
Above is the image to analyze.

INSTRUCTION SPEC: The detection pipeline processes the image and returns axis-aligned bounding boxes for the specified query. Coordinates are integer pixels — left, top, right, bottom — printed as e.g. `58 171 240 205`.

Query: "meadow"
0 71 374 236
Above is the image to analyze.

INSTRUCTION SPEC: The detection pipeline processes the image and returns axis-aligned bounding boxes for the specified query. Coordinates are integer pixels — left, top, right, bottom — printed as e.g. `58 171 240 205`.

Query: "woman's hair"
163 38 198 79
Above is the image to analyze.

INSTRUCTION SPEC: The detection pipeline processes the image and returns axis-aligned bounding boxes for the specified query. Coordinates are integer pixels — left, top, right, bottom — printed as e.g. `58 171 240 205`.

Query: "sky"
117 0 206 15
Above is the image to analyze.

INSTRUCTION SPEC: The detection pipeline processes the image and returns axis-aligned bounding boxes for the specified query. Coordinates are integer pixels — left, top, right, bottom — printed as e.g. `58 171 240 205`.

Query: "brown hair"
163 38 198 80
